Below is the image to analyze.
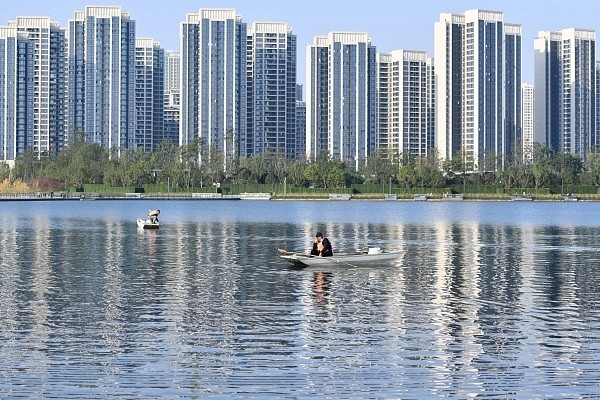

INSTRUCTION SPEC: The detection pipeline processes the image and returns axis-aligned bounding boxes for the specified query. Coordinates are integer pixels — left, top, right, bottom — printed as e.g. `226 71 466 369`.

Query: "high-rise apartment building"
165 51 180 93
135 38 164 152
0 27 34 165
163 52 180 146
376 50 434 158
534 28 596 157
8 17 66 159
295 84 306 159
435 10 522 171
306 32 377 170
522 83 534 161
68 6 136 153
296 83 303 102
245 22 297 159
596 61 600 146
295 101 306 158
180 9 247 169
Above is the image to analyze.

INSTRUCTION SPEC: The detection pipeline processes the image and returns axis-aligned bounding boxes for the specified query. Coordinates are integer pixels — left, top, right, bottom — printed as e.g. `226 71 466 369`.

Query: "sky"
4 0 600 86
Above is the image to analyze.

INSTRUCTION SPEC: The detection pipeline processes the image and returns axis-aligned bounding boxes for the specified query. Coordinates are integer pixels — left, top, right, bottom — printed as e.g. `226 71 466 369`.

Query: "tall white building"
135 38 164 152
295 101 306 158
522 83 534 161
376 50 434 158
245 22 297 159
295 83 306 158
0 26 34 165
306 32 377 170
165 51 180 93
68 6 136 153
8 17 66 159
163 51 180 146
596 61 600 146
180 9 247 169
435 10 522 171
534 28 596 157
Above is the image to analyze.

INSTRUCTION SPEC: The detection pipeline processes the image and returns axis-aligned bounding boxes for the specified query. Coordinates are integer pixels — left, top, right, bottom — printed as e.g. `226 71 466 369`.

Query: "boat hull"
280 251 401 267
137 218 159 229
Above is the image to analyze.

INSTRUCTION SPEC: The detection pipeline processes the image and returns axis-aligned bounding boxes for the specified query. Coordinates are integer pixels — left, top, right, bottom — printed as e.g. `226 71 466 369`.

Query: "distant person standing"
311 232 333 257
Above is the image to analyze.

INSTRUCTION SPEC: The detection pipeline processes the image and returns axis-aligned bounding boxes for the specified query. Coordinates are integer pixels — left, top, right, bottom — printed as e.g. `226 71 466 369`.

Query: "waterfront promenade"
0 191 598 201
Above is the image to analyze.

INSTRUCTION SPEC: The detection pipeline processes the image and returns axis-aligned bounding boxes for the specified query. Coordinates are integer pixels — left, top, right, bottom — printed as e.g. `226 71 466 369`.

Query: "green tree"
207 145 225 185
359 148 397 184
304 152 346 188
527 143 552 189
554 151 582 189
581 151 600 185
396 164 416 189
0 163 10 182
287 157 309 187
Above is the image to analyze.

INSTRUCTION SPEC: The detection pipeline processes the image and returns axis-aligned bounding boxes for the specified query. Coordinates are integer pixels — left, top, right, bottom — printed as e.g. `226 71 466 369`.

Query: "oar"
277 248 312 258
277 247 292 254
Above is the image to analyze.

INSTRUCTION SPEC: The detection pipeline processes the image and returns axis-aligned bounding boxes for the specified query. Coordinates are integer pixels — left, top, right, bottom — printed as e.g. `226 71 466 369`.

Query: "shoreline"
0 192 596 202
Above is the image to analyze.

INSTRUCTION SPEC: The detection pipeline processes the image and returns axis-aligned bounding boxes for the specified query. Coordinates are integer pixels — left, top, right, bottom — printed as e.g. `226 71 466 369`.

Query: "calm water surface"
1 200 600 399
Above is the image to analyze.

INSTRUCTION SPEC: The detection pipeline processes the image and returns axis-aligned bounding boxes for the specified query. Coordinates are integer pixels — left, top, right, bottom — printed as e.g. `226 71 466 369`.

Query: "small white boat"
280 248 402 268
137 217 159 229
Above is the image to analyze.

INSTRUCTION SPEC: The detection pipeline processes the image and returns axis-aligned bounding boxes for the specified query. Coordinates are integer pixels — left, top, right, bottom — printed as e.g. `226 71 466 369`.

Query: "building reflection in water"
1 214 600 396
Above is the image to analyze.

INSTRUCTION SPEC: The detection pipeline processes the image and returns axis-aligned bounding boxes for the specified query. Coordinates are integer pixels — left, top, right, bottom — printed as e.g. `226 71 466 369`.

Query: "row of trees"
3 138 600 192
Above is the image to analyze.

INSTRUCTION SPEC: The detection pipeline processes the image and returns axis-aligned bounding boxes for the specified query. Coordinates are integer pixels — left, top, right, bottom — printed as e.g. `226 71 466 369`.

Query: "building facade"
163 51 180 146
180 9 247 169
376 50 434 158
135 38 164 152
9 17 66 159
245 22 297 159
165 51 180 93
67 6 136 153
534 28 596 157
0 27 34 165
306 32 377 170
295 101 306 158
435 10 522 171
522 83 534 161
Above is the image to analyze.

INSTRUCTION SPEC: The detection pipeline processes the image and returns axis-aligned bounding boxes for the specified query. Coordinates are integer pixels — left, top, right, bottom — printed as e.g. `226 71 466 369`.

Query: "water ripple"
1 202 600 397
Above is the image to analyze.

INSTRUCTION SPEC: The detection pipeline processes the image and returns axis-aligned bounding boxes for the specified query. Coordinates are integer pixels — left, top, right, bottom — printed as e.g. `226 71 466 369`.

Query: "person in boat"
311 232 333 257
148 209 160 224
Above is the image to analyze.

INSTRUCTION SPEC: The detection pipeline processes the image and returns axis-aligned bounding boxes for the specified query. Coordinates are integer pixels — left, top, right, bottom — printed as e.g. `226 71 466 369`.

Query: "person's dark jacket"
311 238 333 257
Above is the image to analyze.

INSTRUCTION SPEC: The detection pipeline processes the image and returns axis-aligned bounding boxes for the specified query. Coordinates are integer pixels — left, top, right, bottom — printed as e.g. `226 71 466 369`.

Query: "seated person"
311 232 333 257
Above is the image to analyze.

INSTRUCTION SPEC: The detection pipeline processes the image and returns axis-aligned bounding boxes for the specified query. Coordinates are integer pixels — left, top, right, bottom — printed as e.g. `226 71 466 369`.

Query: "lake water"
1 199 599 398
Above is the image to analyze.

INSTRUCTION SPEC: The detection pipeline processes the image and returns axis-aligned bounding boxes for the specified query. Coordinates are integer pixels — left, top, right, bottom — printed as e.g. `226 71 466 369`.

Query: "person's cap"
315 232 323 237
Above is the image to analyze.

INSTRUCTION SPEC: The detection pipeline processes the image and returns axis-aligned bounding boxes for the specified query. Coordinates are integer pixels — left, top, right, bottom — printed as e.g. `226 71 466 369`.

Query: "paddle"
277 248 312 258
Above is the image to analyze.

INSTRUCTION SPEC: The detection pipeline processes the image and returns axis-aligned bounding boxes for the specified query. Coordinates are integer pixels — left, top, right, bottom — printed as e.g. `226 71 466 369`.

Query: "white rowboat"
137 217 160 229
280 249 401 268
